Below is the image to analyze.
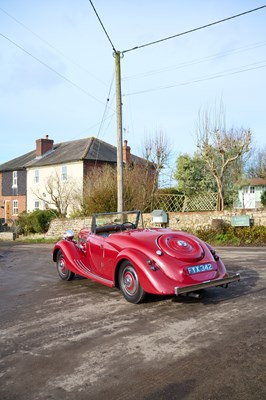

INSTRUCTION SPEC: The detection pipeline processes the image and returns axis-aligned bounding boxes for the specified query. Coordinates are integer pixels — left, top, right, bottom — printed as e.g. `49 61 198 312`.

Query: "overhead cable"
123 61 266 96
88 0 116 52
96 70 115 140
122 5 266 54
123 40 266 81
0 32 106 105
0 5 108 87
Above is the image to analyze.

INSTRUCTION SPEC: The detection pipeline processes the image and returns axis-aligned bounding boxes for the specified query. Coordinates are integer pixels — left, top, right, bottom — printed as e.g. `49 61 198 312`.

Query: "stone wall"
46 217 92 238
46 209 266 238
144 210 266 231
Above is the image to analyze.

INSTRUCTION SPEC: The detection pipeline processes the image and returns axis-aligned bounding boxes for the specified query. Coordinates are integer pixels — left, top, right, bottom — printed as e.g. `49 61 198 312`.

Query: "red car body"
52 211 240 303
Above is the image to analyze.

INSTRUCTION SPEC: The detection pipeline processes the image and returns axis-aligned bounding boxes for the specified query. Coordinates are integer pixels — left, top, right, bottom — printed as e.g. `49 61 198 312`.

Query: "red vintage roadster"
52 210 240 303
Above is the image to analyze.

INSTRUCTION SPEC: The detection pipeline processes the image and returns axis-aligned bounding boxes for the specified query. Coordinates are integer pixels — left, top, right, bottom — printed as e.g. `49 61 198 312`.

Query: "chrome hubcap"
122 266 138 296
58 256 67 276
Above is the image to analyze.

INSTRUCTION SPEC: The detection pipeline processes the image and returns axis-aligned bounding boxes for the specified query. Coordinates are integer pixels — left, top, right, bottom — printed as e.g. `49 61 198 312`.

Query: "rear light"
146 259 158 271
210 248 219 261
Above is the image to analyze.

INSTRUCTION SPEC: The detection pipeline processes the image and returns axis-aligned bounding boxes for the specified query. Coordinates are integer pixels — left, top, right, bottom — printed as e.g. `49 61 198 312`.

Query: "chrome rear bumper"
174 273 240 296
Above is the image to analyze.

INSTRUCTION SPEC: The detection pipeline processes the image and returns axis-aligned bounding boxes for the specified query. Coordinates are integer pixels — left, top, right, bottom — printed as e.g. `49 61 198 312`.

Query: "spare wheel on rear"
158 233 204 262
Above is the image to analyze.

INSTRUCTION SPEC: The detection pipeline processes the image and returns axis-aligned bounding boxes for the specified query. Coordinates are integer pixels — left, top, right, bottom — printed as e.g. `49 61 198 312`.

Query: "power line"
123 40 266 81
123 61 266 96
0 32 107 106
96 70 115 140
88 0 116 52
0 6 108 87
122 5 266 54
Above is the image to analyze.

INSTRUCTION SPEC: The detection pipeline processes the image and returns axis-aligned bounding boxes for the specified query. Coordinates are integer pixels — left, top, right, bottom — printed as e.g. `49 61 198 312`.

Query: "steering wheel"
121 221 136 229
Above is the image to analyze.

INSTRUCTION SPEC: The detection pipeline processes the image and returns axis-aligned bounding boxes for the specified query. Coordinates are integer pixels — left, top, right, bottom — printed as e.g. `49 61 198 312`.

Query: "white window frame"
34 169 40 184
61 165 67 181
13 200 18 215
12 171 18 188
250 186 255 194
34 200 40 210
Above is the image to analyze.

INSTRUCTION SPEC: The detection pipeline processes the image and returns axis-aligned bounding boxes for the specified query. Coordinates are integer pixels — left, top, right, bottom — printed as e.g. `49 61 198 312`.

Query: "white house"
0 134 143 219
235 178 266 209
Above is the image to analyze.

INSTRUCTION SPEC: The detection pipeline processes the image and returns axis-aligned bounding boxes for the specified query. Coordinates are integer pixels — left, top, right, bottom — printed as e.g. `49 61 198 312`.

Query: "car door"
86 234 105 276
86 234 118 280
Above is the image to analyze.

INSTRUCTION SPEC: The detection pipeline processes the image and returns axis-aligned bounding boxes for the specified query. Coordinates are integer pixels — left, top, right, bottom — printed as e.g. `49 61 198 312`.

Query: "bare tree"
197 108 251 211
247 145 266 179
142 130 172 209
32 170 79 217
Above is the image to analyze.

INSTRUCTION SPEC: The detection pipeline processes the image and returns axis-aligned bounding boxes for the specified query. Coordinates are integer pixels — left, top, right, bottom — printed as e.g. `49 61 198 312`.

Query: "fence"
153 192 218 212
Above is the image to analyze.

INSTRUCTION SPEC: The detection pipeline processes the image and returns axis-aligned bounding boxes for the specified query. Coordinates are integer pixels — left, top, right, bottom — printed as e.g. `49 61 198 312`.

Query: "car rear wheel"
119 261 146 304
56 250 75 281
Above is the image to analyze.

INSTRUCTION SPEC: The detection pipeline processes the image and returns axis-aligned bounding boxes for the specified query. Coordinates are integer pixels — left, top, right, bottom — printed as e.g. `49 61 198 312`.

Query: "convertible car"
52 210 240 303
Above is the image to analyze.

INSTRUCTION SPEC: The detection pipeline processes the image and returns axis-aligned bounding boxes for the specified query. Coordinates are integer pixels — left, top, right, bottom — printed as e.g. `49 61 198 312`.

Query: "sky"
0 0 266 183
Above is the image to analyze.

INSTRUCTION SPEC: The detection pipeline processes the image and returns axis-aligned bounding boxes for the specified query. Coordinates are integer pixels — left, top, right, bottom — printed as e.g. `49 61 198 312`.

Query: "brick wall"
0 173 3 220
0 195 26 222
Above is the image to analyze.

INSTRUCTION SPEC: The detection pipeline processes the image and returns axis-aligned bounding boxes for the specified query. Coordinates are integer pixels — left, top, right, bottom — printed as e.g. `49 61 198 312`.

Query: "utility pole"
115 50 124 213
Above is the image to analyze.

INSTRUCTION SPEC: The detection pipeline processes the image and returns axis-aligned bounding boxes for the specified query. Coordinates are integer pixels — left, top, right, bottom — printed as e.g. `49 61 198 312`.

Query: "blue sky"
0 0 266 181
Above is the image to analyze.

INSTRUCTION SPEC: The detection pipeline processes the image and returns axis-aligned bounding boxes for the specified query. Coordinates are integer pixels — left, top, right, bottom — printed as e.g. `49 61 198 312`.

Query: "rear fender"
115 248 176 295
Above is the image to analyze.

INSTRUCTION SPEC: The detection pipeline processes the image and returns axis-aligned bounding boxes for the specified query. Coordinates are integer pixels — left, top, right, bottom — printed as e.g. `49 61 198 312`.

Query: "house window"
13 200 18 215
243 187 249 194
34 201 40 210
61 166 67 181
34 170 40 184
250 186 255 194
12 171 18 187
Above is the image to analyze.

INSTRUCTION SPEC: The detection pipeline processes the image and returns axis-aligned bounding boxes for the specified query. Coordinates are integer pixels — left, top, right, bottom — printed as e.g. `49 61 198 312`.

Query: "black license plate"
187 263 213 275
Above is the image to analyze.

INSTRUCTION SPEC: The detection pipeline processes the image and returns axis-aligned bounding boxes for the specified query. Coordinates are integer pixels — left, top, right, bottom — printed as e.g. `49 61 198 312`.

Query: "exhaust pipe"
181 291 202 299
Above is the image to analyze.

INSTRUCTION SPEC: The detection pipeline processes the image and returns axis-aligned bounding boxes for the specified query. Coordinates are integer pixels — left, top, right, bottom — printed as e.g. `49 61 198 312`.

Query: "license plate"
187 263 213 275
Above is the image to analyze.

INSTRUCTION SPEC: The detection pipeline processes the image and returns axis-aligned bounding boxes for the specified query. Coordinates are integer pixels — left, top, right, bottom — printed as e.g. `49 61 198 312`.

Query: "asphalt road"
0 242 265 400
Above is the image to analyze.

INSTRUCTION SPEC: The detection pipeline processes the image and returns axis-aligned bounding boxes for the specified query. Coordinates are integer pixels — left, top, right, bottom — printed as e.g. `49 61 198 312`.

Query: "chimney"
123 140 131 163
36 135 54 158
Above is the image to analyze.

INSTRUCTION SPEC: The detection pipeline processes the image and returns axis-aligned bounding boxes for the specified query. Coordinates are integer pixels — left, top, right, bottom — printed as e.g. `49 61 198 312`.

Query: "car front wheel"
119 261 146 304
56 250 75 281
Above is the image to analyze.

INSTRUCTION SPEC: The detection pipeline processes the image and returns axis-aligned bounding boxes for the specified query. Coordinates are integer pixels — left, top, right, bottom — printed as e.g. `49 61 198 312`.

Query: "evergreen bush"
16 209 58 235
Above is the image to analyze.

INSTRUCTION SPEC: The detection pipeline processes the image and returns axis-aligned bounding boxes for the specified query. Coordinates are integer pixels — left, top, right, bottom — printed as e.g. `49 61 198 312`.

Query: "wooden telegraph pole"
115 50 124 213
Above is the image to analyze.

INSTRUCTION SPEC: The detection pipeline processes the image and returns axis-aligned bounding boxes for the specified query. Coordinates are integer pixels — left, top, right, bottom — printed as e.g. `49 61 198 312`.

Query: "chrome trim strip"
74 259 113 285
174 273 240 295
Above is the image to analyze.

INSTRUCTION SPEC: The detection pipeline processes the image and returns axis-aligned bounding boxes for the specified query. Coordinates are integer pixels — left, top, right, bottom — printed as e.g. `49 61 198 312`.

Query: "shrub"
80 164 156 215
261 190 266 207
194 224 266 246
82 166 117 215
16 209 58 235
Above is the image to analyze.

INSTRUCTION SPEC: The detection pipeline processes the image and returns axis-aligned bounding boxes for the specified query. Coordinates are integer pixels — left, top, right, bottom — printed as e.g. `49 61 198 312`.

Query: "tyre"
56 250 75 281
119 261 146 304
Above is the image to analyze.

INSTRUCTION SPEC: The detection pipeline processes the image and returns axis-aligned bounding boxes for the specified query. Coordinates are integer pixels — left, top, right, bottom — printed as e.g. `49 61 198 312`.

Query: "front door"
5 200 11 221
243 186 255 208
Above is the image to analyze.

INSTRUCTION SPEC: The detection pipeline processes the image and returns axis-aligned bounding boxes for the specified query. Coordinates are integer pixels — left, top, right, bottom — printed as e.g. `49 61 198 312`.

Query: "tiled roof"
248 178 266 186
239 178 266 187
0 150 36 171
0 137 143 171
